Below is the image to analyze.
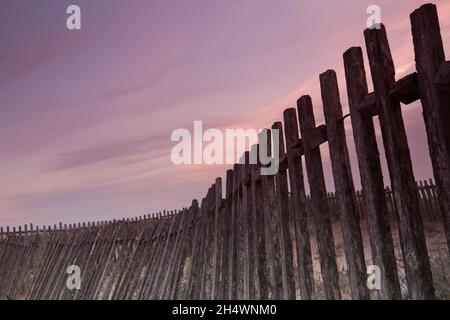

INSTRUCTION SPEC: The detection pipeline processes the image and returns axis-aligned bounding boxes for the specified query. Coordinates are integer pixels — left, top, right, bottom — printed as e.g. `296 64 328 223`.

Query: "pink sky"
1 0 449 227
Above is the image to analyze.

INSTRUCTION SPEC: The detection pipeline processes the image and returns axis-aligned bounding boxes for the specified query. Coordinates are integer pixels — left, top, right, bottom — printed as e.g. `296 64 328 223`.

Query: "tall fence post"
251 145 269 300
212 177 223 299
260 129 283 299
236 163 246 299
220 170 232 299
297 96 341 300
227 167 238 299
342 50 402 300
322 69 383 300
411 3 450 252
365 25 435 300
240 152 252 299
272 121 296 300
283 108 315 300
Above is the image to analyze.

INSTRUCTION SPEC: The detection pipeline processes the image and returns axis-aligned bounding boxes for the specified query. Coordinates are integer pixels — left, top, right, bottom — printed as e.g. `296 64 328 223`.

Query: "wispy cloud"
0 0 447 227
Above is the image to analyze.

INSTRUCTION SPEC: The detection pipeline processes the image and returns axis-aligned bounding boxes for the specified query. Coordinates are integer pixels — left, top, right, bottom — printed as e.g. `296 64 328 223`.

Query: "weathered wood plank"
283 108 315 300
411 3 450 253
298 95 341 300
220 170 233 299
323 68 391 299
235 164 246 299
251 145 269 300
260 129 283 300
365 24 435 299
239 154 251 300
228 167 238 299
343 49 402 300
212 177 223 299
272 122 296 300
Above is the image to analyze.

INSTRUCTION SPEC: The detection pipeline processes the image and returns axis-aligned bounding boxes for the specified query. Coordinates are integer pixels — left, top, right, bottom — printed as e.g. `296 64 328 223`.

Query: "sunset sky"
1 0 449 227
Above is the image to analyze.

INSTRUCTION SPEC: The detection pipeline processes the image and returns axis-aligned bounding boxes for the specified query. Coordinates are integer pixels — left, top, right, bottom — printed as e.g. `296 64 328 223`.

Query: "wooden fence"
0 180 443 300
0 3 449 300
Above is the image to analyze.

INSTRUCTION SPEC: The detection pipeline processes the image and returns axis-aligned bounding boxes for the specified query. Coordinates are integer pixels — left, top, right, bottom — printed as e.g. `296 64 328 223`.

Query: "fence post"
244 151 256 299
251 144 269 300
212 177 223 299
228 165 239 300
272 121 296 300
342 51 402 300
220 169 233 299
322 69 383 299
235 163 246 299
297 96 341 300
260 129 283 299
411 3 450 252
240 153 251 299
225 167 238 299
365 25 435 299
205 184 218 299
283 108 315 300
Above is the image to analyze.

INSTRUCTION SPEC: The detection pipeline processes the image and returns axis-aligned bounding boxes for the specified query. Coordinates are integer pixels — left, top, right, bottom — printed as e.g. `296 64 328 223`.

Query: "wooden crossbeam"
357 92 377 116
275 125 327 173
390 72 420 104
357 72 421 117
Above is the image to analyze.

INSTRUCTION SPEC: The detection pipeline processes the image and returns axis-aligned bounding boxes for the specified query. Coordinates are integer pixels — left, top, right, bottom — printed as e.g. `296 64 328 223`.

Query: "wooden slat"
272 121 296 300
283 108 315 300
298 95 341 300
260 129 283 300
411 3 450 253
238 155 251 300
365 24 435 299
212 177 223 299
251 144 269 299
321 68 383 300
343 48 402 300
243 156 254 299
228 167 238 299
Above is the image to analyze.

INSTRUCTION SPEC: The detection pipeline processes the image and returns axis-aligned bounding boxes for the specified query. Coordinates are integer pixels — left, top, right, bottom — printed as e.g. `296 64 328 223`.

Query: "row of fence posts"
0 210 196 300
0 209 184 235
0 179 441 236
176 3 449 300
